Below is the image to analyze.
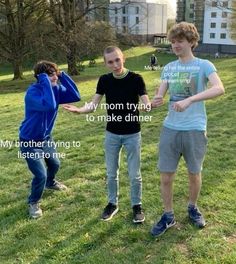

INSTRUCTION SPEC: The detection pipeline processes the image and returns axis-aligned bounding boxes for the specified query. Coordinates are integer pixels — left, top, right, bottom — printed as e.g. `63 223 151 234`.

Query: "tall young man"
19 61 80 218
63 46 151 223
151 22 224 237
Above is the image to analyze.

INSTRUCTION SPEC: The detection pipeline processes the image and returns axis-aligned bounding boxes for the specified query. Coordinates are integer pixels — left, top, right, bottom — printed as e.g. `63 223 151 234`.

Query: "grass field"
0 47 235 264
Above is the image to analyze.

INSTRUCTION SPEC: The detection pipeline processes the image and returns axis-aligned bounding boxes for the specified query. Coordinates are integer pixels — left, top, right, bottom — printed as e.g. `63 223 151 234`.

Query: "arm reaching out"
140 94 152 112
63 94 103 114
151 80 168 108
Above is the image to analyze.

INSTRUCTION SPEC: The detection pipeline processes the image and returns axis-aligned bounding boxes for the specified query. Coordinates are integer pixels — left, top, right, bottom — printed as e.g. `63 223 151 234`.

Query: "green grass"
0 47 236 264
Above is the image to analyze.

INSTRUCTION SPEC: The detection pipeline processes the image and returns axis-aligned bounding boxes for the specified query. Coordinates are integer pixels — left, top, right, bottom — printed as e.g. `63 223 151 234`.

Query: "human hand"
151 95 164 108
62 104 81 113
172 97 192 112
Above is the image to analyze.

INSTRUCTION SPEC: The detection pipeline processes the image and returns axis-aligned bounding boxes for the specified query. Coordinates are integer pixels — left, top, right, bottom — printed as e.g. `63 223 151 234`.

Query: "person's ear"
190 41 195 49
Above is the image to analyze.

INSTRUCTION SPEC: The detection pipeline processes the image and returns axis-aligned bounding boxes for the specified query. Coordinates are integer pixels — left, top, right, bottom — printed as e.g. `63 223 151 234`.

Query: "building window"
136 6 139 14
211 12 217 18
115 7 118 15
190 4 194 9
122 6 126 14
222 12 228 18
221 22 227 28
210 33 215 39
220 33 226 39
211 22 216 28
222 1 228 8
136 17 139 24
135 26 139 34
122 16 126 24
212 1 217 7
189 13 194 18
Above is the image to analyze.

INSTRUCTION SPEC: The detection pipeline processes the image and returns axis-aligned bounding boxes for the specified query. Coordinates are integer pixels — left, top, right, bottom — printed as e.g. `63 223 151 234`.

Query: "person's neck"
113 68 129 79
178 53 195 64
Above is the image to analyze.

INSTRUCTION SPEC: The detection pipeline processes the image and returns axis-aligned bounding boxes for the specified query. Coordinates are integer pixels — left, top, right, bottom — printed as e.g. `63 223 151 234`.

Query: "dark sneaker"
188 206 206 228
29 203 42 219
151 213 176 237
45 181 68 191
101 203 118 221
132 204 145 223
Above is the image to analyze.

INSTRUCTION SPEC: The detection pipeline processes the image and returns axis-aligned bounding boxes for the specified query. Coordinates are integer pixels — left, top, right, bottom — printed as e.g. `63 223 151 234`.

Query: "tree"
48 0 116 75
0 0 47 79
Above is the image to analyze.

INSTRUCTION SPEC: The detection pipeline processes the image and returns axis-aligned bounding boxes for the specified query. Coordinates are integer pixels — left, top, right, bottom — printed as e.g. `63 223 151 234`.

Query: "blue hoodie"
19 71 80 141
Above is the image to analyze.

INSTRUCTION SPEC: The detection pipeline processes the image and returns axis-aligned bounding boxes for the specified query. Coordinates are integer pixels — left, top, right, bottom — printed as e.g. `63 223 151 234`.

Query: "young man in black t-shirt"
63 46 151 223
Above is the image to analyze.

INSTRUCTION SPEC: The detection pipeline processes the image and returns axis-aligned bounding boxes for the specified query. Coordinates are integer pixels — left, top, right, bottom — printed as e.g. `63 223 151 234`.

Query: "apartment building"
176 0 205 41
203 1 235 46
109 0 167 42
177 0 194 23
176 0 236 54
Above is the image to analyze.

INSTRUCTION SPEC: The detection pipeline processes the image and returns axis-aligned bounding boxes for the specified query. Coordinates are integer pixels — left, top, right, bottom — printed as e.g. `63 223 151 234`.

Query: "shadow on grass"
0 75 100 95
0 51 175 95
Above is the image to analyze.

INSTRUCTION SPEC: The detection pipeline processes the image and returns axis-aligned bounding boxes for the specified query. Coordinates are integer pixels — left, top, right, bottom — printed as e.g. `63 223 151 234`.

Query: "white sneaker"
45 181 68 191
29 203 42 219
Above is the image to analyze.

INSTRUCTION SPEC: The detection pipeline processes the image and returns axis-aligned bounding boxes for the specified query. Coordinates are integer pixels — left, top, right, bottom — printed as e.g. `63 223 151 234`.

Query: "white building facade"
109 0 167 42
203 0 236 46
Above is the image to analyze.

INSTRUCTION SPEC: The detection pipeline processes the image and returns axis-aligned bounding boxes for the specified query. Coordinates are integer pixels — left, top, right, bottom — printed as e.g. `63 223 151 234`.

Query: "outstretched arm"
63 93 103 114
151 81 168 108
140 94 152 112
172 72 224 112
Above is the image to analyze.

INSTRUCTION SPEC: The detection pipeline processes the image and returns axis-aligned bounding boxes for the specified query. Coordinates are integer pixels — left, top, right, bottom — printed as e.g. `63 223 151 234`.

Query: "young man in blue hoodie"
19 61 80 218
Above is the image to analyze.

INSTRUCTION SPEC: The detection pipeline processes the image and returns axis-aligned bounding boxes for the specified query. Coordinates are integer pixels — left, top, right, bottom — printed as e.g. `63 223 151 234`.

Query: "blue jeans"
20 138 60 204
105 131 142 207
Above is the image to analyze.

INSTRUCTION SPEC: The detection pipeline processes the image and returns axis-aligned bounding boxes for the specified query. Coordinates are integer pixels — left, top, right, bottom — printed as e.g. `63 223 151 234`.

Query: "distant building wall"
195 43 236 55
176 0 236 54
109 0 167 42
203 0 236 46
176 0 204 41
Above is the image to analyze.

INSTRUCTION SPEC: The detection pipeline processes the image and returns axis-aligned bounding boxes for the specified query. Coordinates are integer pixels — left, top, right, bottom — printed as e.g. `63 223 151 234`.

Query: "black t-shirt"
96 71 147 135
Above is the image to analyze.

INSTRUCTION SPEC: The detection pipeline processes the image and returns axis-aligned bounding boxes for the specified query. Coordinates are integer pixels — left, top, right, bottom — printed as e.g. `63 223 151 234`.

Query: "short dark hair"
33 60 59 79
103 46 123 60
168 22 200 49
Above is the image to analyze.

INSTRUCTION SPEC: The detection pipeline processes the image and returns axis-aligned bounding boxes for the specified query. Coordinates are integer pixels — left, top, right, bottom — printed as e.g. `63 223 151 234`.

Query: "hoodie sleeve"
57 71 81 104
25 73 57 111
